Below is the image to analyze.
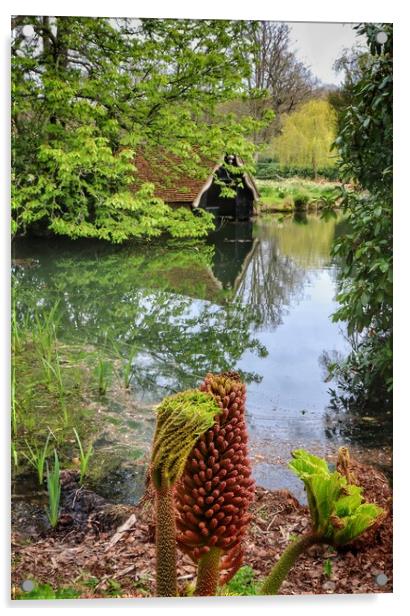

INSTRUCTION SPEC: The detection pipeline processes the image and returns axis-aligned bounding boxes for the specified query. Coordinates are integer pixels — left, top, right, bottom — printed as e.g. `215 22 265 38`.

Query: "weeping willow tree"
272 100 338 175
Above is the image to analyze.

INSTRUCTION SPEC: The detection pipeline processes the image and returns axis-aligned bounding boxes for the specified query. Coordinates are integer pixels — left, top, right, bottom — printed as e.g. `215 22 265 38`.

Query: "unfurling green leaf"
289 449 384 545
151 390 221 488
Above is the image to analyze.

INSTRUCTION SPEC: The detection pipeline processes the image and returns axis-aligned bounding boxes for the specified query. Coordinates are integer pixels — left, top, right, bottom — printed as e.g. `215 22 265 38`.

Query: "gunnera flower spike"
150 389 222 597
175 372 255 596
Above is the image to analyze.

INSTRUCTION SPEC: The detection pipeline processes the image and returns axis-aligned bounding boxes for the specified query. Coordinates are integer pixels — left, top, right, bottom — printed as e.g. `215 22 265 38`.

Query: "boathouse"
133 151 259 220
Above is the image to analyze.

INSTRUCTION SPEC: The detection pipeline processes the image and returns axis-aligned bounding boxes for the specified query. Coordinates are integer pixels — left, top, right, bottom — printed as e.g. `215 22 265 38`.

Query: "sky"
287 22 366 85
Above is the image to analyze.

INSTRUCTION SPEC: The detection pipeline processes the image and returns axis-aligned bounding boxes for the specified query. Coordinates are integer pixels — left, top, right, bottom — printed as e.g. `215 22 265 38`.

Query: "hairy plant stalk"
195 547 222 596
260 533 321 595
155 474 178 597
150 390 221 597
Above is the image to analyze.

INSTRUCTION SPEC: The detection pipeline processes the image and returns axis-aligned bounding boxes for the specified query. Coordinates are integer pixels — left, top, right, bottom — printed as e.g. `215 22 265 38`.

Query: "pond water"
12 213 392 506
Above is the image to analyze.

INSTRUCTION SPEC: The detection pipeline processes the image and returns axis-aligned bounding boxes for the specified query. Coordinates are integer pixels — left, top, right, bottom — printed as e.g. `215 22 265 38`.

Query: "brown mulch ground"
11 460 392 599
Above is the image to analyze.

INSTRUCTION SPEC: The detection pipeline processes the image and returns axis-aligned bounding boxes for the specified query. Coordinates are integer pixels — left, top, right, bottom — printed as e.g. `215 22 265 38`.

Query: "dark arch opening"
197 155 255 220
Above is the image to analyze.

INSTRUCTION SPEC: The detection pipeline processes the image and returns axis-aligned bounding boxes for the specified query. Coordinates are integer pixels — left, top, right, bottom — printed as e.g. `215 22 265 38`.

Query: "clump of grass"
34 302 61 369
132 575 151 597
222 565 258 596
95 355 111 396
12 304 101 487
11 303 20 353
23 302 70 426
11 301 21 436
41 351 68 425
13 308 92 444
73 428 94 484
111 340 137 389
22 431 52 485
11 364 17 436
46 449 61 528
323 558 333 577
122 347 137 389
33 305 68 408
293 190 310 210
103 579 122 598
14 581 80 600
282 195 295 210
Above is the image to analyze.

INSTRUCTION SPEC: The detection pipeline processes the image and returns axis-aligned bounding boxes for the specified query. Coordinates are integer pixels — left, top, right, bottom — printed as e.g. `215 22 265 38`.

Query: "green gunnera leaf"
289 449 384 545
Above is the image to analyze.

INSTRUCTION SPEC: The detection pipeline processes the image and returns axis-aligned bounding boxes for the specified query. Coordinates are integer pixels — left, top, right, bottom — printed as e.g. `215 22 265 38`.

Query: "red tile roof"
132 150 218 204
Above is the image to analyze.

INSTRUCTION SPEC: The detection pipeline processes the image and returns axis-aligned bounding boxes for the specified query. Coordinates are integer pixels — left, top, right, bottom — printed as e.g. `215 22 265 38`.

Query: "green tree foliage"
328 45 371 133
12 17 262 242
271 100 338 174
330 23 393 408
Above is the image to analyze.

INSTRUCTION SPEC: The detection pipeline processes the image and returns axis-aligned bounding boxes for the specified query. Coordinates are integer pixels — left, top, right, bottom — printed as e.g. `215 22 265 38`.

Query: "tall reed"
73 428 94 484
112 340 137 389
46 449 61 528
34 304 59 365
11 302 20 353
11 441 18 468
95 356 111 395
122 346 137 389
22 431 52 485
41 351 68 425
34 303 67 420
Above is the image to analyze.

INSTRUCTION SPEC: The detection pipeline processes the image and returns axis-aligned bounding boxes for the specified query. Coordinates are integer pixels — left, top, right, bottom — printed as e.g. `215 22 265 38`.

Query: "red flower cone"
175 372 255 591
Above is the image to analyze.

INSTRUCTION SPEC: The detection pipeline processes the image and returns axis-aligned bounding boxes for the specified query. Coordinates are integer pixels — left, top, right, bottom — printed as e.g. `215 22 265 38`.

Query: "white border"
2 1 409 614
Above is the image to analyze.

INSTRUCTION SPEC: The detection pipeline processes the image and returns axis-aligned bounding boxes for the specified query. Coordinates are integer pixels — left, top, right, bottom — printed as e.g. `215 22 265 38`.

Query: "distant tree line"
219 22 319 148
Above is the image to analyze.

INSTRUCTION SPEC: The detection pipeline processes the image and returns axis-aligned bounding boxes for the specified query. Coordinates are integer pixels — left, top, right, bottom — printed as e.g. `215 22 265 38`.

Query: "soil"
11 458 392 599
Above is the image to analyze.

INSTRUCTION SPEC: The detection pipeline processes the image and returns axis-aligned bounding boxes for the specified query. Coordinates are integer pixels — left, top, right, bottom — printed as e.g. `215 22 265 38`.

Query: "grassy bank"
12 306 95 463
256 178 342 213
11 304 152 504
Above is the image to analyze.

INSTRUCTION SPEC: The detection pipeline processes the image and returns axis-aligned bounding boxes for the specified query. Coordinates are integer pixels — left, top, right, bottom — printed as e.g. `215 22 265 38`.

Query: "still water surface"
13 213 392 503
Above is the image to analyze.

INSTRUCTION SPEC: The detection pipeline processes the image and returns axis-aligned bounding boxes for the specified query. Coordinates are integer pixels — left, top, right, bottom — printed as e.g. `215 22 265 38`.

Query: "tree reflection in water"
12 238 266 401
235 237 306 328
12 214 338 403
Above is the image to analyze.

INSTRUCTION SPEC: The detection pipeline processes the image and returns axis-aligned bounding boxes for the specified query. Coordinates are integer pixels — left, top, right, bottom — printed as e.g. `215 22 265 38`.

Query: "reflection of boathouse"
133 151 259 220
207 221 258 291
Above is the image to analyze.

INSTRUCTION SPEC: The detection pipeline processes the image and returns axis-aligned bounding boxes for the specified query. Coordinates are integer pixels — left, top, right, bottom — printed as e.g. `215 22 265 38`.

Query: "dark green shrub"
293 191 310 210
255 162 340 181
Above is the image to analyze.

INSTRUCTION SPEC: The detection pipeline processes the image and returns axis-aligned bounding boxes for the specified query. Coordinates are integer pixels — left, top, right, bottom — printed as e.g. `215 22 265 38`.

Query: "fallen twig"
105 514 137 552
